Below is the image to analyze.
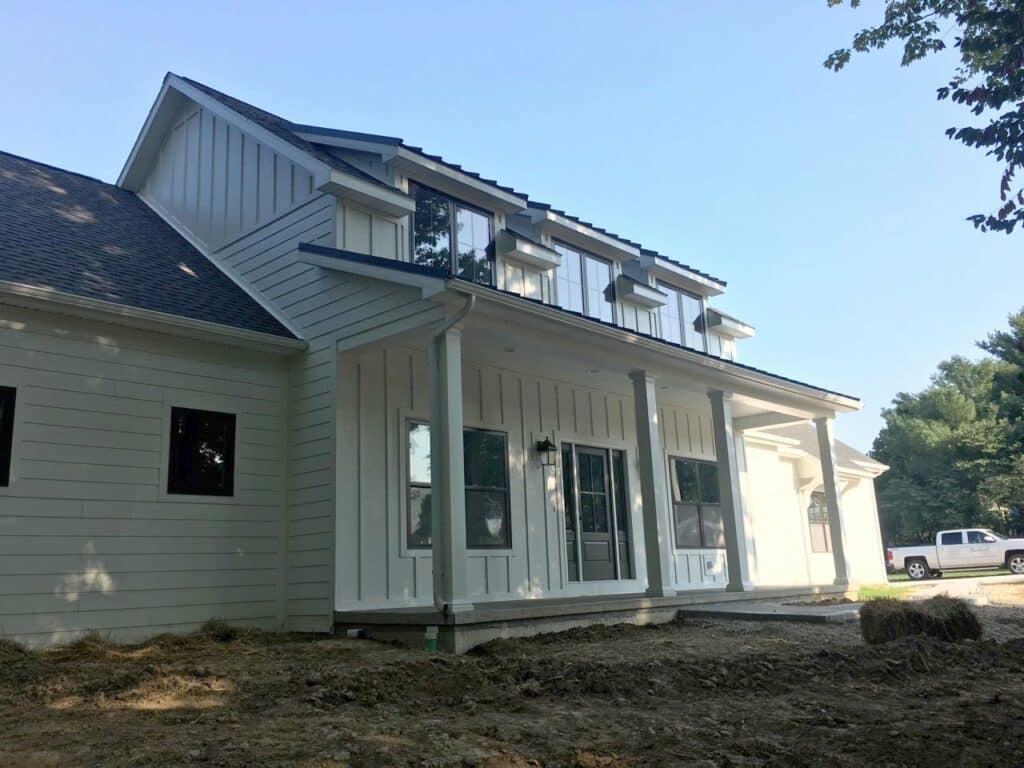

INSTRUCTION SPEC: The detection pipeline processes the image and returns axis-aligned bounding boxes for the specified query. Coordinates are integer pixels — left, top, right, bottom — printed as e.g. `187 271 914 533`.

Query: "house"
0 73 887 650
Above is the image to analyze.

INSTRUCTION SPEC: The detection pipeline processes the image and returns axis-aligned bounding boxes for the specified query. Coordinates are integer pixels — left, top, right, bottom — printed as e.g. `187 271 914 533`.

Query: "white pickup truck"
887 529 1024 580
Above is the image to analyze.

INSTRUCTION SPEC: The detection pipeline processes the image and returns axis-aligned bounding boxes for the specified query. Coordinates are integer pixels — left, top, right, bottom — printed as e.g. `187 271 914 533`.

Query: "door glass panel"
562 444 579 581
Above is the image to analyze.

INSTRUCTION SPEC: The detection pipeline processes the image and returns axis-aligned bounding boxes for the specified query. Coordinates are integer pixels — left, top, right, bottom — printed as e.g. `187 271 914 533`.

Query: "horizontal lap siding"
0 307 288 646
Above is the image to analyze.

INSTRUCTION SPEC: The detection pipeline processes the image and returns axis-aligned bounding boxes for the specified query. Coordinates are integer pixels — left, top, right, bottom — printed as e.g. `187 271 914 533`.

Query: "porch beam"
629 370 676 597
429 326 474 614
733 412 808 432
813 416 851 586
708 389 752 592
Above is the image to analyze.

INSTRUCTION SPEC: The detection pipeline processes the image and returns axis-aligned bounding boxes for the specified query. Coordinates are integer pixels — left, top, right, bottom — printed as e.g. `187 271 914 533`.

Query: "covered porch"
308 245 865 647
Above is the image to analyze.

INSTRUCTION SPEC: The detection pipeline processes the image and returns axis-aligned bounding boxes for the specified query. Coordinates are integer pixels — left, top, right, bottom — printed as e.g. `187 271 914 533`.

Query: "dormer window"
553 242 615 323
410 182 494 286
657 283 707 352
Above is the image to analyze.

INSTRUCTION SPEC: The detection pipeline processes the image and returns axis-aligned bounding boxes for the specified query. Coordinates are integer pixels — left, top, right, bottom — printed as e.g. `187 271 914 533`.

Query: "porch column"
630 370 676 597
813 416 850 586
708 389 751 592
429 327 473 614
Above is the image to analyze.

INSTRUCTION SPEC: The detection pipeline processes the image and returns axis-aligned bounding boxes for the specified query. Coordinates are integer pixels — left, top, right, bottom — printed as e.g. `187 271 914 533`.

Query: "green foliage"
826 1 1024 233
872 308 1024 543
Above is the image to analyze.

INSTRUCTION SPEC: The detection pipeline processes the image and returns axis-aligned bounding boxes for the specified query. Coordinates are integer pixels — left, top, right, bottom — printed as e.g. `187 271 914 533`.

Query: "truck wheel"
906 559 930 580
1006 554 1024 575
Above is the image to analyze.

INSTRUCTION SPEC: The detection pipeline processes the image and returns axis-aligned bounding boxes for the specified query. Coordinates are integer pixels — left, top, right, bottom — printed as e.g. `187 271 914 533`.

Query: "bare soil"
4 585 1024 767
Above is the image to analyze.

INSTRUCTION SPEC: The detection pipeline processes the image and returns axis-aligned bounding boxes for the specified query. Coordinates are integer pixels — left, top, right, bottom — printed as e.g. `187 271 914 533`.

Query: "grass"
858 584 911 601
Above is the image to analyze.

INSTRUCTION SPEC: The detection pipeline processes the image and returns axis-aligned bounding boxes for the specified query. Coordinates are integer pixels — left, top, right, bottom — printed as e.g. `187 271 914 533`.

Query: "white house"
0 73 887 650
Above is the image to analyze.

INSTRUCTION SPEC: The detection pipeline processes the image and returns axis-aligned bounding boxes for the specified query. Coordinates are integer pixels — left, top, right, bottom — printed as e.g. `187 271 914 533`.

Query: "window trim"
0 386 15 488
552 240 617 324
166 405 237 497
409 180 495 286
656 282 707 353
668 454 724 550
403 418 513 552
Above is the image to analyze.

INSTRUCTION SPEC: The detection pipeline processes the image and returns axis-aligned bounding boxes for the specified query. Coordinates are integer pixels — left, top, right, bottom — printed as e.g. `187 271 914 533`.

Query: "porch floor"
334 583 853 652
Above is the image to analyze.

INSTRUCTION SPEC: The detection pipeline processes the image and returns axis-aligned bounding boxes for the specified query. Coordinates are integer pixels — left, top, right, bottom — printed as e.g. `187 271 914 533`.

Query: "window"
410 182 494 285
167 407 236 496
657 284 707 352
0 386 15 487
553 242 615 323
669 457 723 548
967 530 995 544
940 531 964 546
807 491 832 554
406 422 511 550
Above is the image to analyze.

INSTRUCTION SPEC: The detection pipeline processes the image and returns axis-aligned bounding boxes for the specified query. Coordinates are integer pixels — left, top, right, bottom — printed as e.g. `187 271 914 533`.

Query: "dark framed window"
0 386 15 487
406 421 511 550
669 457 723 548
807 491 832 554
167 407 236 496
410 182 494 286
940 531 964 546
553 242 615 323
657 283 707 352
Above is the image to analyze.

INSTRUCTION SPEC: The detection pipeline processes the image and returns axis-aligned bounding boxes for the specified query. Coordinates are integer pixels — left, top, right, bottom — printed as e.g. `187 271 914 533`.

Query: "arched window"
807 491 832 554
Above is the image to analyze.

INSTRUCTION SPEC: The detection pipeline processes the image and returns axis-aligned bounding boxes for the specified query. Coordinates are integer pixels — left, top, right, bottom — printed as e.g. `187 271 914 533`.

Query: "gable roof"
0 150 296 340
768 423 887 476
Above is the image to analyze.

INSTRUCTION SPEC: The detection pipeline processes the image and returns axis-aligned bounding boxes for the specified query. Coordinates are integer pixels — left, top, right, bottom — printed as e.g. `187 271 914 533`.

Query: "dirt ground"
4 584 1024 767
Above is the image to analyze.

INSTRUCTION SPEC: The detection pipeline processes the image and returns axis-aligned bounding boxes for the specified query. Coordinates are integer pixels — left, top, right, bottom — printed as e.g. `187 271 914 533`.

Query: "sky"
1 1 1020 451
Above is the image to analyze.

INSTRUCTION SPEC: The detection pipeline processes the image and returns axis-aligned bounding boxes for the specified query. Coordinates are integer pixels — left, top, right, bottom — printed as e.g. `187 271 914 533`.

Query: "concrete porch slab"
676 598 861 624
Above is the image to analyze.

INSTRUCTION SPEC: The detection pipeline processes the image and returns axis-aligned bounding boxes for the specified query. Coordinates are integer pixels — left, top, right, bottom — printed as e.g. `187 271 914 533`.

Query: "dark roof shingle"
0 150 295 339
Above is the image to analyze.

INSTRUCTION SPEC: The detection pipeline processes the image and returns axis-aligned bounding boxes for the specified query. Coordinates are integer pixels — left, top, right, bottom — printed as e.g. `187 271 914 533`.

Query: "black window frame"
0 386 15 487
552 240 617 324
656 282 707 352
405 419 512 551
409 181 495 286
167 406 237 497
669 456 724 549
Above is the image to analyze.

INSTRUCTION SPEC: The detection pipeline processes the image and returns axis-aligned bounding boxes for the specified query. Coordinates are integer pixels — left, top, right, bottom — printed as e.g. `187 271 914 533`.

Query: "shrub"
860 596 982 645
199 619 238 642
0 637 30 659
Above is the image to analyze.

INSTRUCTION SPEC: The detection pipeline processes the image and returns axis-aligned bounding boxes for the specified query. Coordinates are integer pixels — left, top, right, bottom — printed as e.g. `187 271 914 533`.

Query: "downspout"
433 290 475 621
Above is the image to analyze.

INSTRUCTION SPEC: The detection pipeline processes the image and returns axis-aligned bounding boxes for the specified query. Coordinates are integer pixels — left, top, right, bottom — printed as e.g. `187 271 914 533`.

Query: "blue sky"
2 1 1020 451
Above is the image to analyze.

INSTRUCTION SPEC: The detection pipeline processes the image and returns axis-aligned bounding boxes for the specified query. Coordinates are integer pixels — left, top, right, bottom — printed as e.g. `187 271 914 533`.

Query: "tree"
872 308 1024 543
825 1 1024 233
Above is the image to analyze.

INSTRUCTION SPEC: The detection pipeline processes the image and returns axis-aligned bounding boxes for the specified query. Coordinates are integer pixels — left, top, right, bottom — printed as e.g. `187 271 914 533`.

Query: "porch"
311 245 867 645
334 582 854 653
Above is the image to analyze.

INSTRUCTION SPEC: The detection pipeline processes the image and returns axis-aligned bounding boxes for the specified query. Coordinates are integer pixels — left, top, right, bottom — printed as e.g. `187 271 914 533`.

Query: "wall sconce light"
536 437 558 467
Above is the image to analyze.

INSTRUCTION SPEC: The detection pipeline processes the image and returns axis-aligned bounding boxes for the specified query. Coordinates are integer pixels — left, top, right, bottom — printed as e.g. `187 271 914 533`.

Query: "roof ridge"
0 149 118 189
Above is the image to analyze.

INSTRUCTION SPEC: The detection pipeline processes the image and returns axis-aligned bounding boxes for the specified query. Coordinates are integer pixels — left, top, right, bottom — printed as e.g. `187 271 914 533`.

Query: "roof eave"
0 281 307 354
390 148 527 214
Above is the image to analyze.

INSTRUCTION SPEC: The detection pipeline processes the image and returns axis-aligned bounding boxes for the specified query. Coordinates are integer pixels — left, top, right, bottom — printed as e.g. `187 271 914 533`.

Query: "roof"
297 242 858 404
177 76 392 190
172 76 719 284
768 423 886 475
0 150 295 339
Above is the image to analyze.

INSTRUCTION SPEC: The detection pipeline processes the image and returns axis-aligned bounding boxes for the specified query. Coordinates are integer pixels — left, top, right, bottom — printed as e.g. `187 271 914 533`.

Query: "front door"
562 444 632 582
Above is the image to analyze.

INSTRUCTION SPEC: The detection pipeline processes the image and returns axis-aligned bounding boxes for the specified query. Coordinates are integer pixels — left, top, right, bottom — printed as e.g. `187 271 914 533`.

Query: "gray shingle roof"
0 150 295 339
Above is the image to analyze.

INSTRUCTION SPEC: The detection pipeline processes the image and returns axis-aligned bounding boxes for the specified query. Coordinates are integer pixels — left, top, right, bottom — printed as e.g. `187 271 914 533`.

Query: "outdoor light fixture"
536 437 558 467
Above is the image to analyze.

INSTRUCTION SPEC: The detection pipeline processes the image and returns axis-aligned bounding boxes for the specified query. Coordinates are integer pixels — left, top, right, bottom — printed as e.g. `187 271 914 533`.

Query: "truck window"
940 532 964 545
967 531 995 544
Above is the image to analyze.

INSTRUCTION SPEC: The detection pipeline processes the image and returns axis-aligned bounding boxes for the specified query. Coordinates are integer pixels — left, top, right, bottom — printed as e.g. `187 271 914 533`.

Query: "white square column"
429 327 473 614
708 389 751 592
813 416 850 586
630 370 676 597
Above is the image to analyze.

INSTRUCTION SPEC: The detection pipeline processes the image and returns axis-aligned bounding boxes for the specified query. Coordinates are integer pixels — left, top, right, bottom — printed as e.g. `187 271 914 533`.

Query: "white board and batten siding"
334 343 731 611
0 305 288 646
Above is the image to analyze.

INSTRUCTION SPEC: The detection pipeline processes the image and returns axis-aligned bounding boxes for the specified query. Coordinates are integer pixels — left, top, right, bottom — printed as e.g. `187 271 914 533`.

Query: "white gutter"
0 281 308 355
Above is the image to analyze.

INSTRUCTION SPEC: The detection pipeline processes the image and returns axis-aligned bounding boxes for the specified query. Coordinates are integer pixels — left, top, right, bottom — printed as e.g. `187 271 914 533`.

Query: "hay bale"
860 596 982 645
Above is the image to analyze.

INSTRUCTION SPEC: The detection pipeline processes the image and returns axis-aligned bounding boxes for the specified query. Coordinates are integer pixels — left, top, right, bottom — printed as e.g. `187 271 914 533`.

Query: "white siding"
334 342 730 610
0 305 288 646
840 477 888 585
141 102 316 251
